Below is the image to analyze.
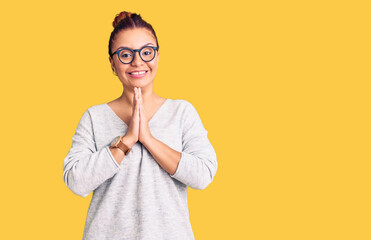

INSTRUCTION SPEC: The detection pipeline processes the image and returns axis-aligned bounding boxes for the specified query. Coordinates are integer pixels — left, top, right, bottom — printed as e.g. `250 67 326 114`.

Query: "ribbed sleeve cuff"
170 152 185 179
105 145 121 169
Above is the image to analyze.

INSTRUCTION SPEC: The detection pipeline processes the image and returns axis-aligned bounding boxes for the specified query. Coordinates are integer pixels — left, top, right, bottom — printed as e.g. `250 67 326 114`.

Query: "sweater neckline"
104 98 169 127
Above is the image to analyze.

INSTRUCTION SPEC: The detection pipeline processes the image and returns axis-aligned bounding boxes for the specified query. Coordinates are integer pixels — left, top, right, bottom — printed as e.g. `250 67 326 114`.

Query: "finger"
136 88 140 102
133 88 140 117
133 101 140 119
135 92 140 113
135 88 140 105
138 96 142 116
140 98 145 118
134 87 138 100
132 88 137 111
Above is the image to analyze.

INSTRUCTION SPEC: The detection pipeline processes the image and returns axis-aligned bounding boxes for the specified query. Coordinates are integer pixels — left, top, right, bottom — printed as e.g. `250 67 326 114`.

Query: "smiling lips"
128 70 148 78
129 70 147 75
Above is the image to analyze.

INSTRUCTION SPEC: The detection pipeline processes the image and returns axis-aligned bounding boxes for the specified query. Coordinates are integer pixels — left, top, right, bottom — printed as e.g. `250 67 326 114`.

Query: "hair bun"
112 11 133 28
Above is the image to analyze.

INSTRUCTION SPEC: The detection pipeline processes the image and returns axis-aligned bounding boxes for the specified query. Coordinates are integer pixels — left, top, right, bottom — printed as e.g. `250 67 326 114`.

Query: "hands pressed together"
125 87 153 146
110 87 181 174
109 87 181 174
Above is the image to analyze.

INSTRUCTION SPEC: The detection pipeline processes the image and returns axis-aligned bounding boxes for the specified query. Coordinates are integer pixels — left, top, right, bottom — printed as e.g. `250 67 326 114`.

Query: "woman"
63 11 218 240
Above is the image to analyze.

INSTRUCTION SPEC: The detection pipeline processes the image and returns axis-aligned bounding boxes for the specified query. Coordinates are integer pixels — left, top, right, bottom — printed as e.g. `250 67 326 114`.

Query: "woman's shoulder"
85 102 109 112
167 98 194 109
80 99 197 120
77 102 111 121
166 98 202 121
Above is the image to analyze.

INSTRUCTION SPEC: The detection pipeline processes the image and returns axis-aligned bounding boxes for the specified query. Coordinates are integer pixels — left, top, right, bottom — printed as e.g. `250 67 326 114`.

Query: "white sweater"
63 98 218 240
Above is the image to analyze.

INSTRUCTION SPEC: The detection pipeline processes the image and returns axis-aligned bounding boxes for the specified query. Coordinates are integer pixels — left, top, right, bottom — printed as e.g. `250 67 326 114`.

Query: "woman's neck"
119 87 158 107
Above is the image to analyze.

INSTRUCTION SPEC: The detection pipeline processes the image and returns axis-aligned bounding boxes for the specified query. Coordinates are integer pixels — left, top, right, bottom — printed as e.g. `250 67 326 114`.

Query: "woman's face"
109 28 159 90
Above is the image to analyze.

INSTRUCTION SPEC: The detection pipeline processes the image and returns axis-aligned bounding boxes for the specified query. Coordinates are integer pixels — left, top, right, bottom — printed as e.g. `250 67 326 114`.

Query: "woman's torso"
82 98 195 240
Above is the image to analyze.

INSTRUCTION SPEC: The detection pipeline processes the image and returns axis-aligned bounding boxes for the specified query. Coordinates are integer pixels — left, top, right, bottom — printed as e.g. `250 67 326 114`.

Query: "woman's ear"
109 56 117 73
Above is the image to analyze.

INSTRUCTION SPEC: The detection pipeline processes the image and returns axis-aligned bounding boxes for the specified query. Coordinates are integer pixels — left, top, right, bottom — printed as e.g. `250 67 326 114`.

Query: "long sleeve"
63 109 121 197
170 102 218 190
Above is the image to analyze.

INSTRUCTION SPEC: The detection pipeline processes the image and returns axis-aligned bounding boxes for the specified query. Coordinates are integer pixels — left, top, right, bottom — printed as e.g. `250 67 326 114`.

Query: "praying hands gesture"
125 87 152 145
110 87 181 175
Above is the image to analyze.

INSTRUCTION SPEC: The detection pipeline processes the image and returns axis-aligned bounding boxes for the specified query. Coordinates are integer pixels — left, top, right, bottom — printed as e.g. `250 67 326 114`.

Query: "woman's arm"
141 102 218 190
63 109 124 197
141 136 182 176
109 135 136 165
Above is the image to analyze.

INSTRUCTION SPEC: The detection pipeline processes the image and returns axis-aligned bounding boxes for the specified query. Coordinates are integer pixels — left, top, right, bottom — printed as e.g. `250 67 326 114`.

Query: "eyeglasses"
110 46 159 64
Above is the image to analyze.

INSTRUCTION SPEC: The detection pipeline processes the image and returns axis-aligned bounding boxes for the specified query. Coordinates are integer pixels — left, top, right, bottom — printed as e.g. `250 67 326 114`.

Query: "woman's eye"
121 53 131 58
143 51 151 55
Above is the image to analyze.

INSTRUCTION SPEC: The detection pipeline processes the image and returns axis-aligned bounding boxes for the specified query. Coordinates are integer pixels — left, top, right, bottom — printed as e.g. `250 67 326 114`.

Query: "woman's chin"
129 80 153 89
120 76 154 89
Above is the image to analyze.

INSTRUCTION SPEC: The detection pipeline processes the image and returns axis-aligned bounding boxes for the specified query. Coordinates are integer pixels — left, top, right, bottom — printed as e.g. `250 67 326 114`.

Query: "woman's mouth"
128 70 148 78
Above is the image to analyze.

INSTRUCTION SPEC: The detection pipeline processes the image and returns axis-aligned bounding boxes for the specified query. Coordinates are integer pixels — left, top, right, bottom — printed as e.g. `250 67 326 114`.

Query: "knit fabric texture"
63 98 218 240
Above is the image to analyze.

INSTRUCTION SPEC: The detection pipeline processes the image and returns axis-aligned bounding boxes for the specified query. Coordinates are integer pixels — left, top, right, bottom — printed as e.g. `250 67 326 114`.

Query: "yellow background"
0 0 370 239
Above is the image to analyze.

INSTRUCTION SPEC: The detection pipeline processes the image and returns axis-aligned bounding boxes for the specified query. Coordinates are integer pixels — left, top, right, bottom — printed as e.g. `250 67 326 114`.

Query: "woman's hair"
108 11 159 57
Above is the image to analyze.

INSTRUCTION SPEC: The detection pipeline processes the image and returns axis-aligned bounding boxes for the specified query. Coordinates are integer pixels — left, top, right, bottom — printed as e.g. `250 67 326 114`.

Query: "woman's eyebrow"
117 43 154 50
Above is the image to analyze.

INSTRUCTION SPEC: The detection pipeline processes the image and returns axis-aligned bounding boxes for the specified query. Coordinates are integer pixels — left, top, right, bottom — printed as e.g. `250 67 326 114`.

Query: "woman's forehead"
114 28 156 49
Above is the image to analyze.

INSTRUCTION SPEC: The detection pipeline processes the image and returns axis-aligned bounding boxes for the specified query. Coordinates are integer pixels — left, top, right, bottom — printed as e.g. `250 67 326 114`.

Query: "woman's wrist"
109 146 125 165
140 134 154 148
122 135 137 149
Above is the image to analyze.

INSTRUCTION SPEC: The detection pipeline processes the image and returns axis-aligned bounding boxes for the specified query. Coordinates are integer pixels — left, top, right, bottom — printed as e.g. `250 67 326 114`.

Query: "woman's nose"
131 51 144 66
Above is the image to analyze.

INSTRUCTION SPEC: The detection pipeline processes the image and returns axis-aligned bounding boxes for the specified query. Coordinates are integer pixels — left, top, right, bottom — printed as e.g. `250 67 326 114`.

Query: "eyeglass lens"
119 47 156 63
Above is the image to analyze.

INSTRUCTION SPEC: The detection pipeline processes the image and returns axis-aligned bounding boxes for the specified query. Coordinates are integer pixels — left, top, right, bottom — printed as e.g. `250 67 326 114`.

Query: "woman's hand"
137 88 153 144
124 87 141 146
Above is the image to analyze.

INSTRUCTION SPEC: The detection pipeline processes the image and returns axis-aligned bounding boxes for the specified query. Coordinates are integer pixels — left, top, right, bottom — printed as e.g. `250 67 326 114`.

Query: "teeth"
130 71 146 75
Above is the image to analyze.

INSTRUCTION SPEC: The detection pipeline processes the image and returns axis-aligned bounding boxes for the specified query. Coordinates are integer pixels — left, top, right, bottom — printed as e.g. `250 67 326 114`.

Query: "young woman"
63 11 218 240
